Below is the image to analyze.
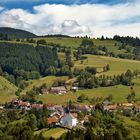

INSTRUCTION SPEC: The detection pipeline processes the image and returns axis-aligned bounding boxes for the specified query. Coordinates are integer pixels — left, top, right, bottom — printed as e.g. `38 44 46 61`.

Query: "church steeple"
66 101 70 113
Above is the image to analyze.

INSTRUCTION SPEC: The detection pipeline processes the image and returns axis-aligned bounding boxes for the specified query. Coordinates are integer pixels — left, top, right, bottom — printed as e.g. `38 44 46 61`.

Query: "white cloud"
0 1 140 37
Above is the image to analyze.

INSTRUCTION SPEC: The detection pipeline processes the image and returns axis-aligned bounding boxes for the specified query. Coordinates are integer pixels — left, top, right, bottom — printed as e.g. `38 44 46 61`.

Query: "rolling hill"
0 27 37 38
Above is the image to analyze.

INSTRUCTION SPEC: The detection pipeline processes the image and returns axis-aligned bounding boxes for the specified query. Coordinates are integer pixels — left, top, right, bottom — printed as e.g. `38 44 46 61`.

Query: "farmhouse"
50 86 67 94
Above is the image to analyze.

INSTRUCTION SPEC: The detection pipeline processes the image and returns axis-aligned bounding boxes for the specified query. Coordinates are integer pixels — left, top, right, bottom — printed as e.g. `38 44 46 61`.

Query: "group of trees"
0 106 50 140
74 37 140 61
0 33 9 40
0 42 59 87
113 35 140 48
114 35 140 60
77 69 136 89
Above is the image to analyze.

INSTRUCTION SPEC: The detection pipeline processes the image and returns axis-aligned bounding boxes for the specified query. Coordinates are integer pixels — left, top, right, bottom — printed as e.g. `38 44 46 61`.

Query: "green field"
0 76 17 104
35 128 67 139
75 54 140 75
37 37 83 48
21 76 68 95
37 78 140 105
40 37 132 55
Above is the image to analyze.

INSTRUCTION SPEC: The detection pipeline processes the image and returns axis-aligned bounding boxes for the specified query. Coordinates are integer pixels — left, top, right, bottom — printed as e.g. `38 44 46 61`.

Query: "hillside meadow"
37 78 140 105
74 54 140 75
21 76 68 95
39 37 132 55
0 76 17 104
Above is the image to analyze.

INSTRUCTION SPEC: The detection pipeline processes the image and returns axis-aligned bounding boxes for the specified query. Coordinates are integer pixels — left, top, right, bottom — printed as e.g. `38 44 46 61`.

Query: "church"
61 112 77 127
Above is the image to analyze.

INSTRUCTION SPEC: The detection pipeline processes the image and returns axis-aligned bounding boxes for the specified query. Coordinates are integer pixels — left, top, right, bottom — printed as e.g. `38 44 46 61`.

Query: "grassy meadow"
37 78 140 105
74 54 140 75
0 76 17 104
41 37 132 55
21 76 68 95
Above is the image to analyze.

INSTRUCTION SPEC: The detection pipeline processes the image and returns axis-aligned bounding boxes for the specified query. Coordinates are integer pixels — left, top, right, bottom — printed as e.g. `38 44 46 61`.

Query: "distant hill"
0 27 37 39
40 34 71 38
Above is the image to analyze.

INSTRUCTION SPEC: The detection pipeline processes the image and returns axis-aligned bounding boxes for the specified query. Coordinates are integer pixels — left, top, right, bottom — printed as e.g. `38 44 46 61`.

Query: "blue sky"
0 0 139 37
0 0 132 10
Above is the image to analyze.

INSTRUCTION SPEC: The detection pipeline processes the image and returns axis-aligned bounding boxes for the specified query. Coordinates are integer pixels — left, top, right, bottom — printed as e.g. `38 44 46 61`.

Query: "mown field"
74 54 140 75
35 128 67 139
0 76 17 104
37 78 140 105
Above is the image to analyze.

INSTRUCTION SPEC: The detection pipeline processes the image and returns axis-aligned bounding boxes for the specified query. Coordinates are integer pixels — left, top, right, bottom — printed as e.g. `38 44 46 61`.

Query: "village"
0 97 140 129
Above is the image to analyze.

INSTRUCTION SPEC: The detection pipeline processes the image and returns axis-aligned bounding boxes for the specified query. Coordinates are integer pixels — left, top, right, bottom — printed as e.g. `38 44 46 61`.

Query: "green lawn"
0 76 17 104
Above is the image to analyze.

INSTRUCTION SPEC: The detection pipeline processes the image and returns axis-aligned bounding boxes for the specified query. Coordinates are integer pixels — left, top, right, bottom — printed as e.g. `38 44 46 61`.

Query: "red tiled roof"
31 104 43 109
48 116 59 124
19 102 30 107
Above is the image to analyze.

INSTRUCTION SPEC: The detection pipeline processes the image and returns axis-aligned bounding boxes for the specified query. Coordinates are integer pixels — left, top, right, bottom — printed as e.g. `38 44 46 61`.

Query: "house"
122 103 134 107
46 104 56 111
61 112 77 127
135 106 140 112
50 86 67 94
40 88 49 94
48 116 59 125
72 87 79 91
31 104 44 109
76 105 92 112
103 104 117 112
19 101 31 110
50 112 62 119
103 100 112 106
0 106 4 110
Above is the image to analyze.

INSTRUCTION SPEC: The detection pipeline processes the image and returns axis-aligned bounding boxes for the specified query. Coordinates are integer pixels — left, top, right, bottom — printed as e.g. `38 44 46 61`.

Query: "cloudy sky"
0 0 139 37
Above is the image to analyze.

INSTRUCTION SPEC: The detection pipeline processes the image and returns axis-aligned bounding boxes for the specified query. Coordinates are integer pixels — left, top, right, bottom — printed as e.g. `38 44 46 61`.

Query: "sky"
0 0 139 37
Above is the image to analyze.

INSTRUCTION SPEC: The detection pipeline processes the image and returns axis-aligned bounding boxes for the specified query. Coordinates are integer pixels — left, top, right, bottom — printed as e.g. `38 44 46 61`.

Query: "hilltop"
0 27 37 38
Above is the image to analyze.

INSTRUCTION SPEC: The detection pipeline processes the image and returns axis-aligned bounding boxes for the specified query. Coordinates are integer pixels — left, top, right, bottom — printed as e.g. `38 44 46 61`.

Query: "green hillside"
0 27 37 38
74 54 140 75
37 37 132 54
0 76 17 104
37 78 140 105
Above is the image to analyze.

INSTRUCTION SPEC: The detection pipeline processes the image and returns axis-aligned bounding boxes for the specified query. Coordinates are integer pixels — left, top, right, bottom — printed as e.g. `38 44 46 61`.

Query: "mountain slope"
0 76 17 104
0 27 37 38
